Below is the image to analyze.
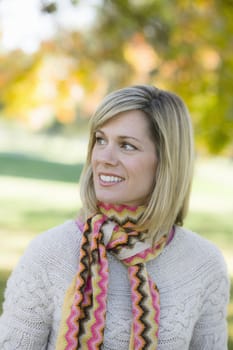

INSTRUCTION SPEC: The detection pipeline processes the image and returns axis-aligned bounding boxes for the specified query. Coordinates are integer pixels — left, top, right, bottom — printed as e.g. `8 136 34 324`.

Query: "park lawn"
0 156 232 346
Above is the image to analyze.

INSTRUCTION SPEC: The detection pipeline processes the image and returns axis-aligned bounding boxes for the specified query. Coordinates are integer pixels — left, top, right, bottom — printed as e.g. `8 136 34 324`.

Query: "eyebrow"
95 129 141 142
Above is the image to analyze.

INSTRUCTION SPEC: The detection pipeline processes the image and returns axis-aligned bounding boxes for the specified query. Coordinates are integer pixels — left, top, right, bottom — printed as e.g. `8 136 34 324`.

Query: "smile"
99 174 124 183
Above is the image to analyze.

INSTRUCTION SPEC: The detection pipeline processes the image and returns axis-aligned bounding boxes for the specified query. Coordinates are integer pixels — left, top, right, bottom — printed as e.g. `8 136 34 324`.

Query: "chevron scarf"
56 202 168 350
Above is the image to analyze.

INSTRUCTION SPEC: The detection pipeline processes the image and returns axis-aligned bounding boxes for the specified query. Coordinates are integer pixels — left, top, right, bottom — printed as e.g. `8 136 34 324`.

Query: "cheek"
128 157 157 184
144 157 157 183
91 149 97 168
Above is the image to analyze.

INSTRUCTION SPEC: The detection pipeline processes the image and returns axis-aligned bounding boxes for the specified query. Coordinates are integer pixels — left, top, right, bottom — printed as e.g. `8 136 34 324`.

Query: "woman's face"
91 109 158 206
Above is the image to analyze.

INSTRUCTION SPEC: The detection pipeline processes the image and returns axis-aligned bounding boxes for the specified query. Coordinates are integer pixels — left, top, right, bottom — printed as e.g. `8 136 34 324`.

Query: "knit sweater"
0 220 229 350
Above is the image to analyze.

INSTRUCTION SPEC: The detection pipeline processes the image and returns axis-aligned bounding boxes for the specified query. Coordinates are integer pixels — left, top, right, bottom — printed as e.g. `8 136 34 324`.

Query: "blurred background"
0 0 232 347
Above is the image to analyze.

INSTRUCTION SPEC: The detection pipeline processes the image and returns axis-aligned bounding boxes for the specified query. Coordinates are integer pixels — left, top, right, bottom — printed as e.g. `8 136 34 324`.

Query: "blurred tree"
90 0 233 154
0 0 232 154
41 0 79 13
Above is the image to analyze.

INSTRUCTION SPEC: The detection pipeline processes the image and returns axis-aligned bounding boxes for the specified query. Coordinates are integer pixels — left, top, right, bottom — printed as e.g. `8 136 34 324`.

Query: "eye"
95 136 106 146
121 142 137 151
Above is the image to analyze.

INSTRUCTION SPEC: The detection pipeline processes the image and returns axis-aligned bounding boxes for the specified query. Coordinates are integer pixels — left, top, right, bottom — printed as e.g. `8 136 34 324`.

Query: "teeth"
100 174 123 183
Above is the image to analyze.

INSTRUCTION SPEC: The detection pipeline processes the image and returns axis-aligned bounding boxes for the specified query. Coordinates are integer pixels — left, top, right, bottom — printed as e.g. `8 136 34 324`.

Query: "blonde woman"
0 85 229 349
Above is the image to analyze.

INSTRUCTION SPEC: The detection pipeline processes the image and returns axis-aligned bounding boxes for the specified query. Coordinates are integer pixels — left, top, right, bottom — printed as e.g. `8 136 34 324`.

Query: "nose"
98 144 119 166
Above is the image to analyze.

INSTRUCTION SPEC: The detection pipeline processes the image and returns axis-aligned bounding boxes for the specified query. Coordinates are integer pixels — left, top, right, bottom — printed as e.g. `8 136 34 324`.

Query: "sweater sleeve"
189 247 230 350
0 236 55 349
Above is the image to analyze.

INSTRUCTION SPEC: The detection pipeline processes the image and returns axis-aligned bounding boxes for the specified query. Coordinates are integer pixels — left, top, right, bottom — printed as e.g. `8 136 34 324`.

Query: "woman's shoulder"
19 219 83 268
174 226 227 265
31 219 81 245
149 225 229 286
159 225 229 281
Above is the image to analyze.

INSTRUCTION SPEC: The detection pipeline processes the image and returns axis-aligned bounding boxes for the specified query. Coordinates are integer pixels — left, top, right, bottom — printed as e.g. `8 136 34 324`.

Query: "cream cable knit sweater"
0 220 230 349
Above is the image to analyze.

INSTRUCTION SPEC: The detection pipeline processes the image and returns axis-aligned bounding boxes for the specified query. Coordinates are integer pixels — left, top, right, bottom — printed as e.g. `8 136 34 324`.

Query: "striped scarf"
56 202 168 350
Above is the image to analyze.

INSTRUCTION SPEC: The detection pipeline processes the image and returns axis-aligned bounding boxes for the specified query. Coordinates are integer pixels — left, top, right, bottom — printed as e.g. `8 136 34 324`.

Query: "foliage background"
0 0 233 154
0 0 233 347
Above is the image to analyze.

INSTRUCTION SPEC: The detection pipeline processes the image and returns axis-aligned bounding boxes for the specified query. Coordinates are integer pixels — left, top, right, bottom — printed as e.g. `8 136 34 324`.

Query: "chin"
96 195 120 204
98 198 119 204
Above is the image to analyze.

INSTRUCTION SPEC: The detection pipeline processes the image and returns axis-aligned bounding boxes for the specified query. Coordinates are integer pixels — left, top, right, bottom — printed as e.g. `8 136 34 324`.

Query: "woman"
0 85 229 349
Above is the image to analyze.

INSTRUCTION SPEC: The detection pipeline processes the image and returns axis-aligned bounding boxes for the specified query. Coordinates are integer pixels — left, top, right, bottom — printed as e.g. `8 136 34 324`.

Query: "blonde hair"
79 85 194 241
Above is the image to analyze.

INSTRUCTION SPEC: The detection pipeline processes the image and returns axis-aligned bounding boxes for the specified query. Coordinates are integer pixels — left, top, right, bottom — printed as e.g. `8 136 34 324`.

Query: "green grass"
186 211 233 249
0 152 83 183
0 152 232 346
